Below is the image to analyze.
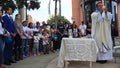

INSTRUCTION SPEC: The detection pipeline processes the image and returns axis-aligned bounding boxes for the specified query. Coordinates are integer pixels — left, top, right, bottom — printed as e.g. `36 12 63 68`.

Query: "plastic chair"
114 37 120 63
114 46 120 63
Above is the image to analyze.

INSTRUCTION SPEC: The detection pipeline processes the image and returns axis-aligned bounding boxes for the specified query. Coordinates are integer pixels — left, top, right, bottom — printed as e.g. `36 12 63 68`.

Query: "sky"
27 0 72 22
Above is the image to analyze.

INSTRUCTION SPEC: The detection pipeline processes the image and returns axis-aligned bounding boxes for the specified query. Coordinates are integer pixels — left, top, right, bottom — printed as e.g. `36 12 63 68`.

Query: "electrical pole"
53 0 58 28
55 0 58 16
59 0 61 16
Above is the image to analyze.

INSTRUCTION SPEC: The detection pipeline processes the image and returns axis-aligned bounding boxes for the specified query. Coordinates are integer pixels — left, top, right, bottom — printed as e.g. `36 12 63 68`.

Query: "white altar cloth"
58 38 98 68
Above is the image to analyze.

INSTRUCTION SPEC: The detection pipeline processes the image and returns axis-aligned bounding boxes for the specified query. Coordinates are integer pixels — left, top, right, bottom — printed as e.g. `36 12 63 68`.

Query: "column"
118 3 120 36
19 6 27 21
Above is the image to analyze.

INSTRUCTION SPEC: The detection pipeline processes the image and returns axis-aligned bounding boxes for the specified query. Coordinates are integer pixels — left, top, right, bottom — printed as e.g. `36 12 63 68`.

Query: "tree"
0 0 40 12
0 0 16 12
15 0 40 10
49 16 69 25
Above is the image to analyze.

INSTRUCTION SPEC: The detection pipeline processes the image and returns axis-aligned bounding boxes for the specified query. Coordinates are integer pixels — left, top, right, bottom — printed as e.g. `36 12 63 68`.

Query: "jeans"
28 39 33 54
33 43 39 55
4 40 14 63
21 39 29 57
39 38 43 52
0 35 4 64
43 44 49 54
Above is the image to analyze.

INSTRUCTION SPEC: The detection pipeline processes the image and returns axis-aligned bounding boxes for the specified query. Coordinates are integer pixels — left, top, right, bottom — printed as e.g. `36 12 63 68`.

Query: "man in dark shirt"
57 19 65 49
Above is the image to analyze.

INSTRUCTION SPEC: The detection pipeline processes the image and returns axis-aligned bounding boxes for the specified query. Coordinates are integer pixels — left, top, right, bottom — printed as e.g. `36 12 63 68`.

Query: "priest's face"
97 3 103 12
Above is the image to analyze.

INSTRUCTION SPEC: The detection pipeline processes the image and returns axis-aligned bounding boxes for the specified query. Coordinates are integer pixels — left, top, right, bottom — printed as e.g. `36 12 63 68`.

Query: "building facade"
72 0 120 36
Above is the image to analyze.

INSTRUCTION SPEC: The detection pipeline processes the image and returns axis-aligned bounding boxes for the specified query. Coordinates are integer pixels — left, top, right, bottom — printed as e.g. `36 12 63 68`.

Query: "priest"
91 2 113 63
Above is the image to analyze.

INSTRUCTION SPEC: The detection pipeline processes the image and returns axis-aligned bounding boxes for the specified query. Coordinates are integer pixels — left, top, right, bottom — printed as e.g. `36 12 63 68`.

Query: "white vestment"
91 11 113 60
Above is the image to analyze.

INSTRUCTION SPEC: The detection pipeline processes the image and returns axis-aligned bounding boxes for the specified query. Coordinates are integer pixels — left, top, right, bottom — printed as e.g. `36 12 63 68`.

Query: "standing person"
72 23 80 38
0 10 5 68
35 22 43 54
28 22 34 56
46 20 51 30
79 21 87 36
42 30 50 54
14 14 22 61
33 31 40 56
51 24 58 51
21 21 29 58
2 7 16 65
63 22 69 37
86 22 91 35
57 19 65 49
111 23 117 46
91 2 113 63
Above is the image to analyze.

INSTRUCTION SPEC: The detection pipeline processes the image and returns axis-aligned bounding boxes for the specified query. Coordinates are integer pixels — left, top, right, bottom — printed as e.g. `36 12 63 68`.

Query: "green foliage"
49 16 69 25
29 1 40 10
15 0 25 9
0 0 40 12
0 0 16 12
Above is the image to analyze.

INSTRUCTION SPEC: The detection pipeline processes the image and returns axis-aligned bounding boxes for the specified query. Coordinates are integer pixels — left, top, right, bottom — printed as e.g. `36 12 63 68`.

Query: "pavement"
6 52 58 68
46 57 120 68
46 49 120 68
5 49 120 68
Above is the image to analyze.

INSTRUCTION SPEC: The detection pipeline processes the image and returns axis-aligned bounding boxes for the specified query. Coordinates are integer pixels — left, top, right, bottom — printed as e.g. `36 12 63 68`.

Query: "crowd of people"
0 7 89 68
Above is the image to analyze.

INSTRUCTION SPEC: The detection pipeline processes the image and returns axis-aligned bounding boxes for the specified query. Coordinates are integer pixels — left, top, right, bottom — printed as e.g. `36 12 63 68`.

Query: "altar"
58 38 98 68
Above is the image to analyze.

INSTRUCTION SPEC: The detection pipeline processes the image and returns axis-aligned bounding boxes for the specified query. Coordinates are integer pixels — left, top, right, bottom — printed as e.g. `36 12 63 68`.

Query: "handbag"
3 37 13 43
52 34 58 41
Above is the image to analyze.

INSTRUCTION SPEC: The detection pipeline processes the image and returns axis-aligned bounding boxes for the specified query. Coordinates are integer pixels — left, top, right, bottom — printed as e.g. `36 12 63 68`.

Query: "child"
42 30 50 54
33 31 40 56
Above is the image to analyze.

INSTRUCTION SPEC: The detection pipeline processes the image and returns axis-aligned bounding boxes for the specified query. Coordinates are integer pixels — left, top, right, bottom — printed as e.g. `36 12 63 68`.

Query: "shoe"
96 60 107 64
100 60 107 64
10 60 16 63
4 62 11 65
15 58 20 61
96 60 100 63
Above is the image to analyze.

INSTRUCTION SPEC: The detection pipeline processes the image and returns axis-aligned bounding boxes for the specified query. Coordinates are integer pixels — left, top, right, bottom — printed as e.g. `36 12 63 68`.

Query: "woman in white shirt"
79 21 87 36
28 22 34 56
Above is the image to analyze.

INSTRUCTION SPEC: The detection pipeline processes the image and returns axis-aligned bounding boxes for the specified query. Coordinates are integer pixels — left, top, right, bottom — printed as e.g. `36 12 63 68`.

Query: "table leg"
65 61 70 68
65 61 67 68
115 49 116 63
90 61 92 68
